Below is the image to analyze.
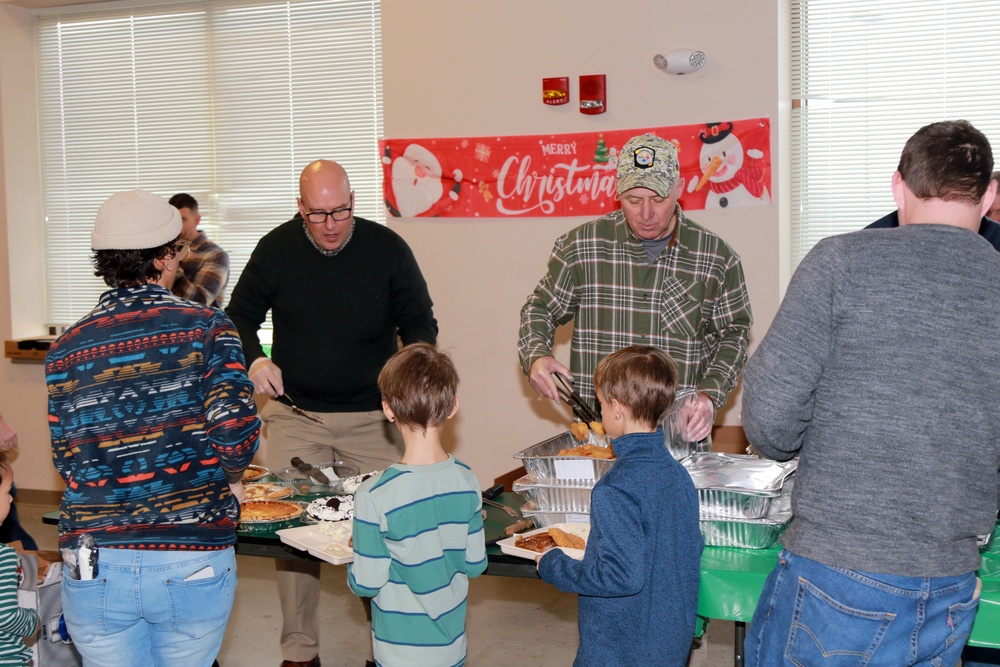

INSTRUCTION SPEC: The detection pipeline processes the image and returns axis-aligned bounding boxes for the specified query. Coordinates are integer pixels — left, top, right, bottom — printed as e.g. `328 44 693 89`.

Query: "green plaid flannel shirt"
518 208 753 411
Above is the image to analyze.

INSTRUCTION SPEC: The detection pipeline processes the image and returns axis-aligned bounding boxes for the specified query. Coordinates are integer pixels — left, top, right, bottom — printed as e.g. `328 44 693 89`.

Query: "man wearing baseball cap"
45 190 260 667
518 132 753 441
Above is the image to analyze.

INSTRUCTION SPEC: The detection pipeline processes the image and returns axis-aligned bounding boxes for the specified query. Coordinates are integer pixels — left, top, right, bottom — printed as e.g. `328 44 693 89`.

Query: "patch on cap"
633 146 656 169
616 133 680 198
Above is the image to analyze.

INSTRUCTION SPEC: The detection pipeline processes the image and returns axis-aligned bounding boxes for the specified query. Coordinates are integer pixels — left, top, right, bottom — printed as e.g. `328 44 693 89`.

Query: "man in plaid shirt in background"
518 132 753 441
169 193 230 308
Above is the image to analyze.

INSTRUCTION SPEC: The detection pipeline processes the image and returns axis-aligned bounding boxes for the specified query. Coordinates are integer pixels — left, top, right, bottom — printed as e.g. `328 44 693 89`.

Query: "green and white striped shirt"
0 545 36 666
518 207 753 410
347 457 486 667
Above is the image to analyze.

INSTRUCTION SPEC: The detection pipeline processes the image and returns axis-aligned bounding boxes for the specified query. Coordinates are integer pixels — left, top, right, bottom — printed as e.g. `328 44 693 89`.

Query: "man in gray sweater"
742 120 1000 667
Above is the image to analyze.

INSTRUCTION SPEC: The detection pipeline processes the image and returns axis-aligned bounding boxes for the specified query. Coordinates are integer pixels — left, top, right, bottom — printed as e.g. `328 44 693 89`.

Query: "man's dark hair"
93 239 184 288
168 193 199 211
898 120 994 205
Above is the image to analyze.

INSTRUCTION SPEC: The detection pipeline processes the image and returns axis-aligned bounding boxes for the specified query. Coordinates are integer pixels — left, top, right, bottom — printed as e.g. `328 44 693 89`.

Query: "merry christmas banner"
381 117 770 218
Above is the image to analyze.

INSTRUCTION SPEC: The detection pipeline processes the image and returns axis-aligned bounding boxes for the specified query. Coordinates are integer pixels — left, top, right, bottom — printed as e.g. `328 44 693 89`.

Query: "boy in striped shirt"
347 344 487 667
0 451 38 667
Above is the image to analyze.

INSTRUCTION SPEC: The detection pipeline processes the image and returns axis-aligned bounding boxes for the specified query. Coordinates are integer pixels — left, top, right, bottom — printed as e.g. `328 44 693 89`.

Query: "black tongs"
554 374 601 424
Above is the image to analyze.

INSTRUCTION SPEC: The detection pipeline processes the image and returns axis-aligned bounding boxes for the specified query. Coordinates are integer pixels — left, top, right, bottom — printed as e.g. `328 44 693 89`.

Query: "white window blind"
37 0 383 326
791 0 1000 268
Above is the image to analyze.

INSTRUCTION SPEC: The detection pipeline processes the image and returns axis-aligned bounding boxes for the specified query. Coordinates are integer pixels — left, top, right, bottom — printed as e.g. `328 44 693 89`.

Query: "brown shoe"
279 658 320 667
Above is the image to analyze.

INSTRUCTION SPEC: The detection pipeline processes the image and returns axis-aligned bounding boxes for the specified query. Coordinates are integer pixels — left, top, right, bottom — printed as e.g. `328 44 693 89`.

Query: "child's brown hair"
594 345 678 428
378 343 458 431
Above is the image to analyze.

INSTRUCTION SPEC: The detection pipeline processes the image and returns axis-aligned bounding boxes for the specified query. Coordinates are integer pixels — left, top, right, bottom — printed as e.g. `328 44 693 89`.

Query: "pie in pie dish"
240 500 303 523
242 465 269 483
244 482 294 501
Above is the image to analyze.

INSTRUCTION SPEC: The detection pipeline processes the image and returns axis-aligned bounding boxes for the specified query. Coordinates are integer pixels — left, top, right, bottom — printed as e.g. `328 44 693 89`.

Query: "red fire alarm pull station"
579 74 606 114
543 77 570 105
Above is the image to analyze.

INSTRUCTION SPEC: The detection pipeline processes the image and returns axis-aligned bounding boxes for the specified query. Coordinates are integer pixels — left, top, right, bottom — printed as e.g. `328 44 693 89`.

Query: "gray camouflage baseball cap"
616 133 679 198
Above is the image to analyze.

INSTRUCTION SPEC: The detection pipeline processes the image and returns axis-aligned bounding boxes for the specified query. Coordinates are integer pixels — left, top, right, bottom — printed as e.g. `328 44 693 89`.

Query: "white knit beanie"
91 190 182 250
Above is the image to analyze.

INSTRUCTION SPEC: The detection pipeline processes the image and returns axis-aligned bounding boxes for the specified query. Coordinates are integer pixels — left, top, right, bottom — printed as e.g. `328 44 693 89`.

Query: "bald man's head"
297 160 355 253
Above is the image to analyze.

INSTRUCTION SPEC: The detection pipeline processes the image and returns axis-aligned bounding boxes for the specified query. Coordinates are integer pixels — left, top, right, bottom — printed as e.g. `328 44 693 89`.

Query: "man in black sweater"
226 159 438 667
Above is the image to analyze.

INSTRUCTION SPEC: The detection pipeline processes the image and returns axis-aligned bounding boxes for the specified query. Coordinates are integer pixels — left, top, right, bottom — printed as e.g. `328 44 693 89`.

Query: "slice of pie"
242 465 269 483
244 482 294 501
239 500 303 523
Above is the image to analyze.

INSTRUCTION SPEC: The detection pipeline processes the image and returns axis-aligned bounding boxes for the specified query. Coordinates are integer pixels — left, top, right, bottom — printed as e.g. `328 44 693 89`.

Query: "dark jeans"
0 484 38 550
962 646 1000 666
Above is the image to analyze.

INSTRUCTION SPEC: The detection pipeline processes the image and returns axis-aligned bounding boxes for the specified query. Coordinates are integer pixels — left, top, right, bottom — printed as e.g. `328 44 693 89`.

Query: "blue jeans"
61 547 237 667
746 549 980 667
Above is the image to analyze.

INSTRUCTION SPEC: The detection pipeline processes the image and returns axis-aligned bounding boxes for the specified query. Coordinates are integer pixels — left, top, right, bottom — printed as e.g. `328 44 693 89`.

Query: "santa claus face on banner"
392 144 446 217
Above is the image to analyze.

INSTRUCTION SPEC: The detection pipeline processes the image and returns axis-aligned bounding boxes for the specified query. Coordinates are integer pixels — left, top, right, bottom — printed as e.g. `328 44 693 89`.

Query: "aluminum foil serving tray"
520 501 591 528
699 505 792 549
684 452 797 520
512 475 594 513
514 432 615 487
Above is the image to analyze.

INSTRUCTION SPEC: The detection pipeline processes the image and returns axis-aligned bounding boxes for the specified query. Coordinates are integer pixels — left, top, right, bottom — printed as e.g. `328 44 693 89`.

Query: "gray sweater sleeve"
743 240 841 462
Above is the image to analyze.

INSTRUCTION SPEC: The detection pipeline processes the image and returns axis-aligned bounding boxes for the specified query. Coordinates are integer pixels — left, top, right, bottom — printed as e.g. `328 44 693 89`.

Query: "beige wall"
0 0 783 492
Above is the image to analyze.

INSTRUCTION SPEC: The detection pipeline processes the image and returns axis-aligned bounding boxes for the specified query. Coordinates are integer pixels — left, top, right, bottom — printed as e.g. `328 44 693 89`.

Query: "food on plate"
312 520 354 558
242 464 269 483
589 421 606 436
340 471 378 494
318 520 352 539
514 532 557 553
558 443 615 459
306 495 355 522
325 541 353 558
570 421 590 442
514 526 588 554
239 500 303 522
243 482 293 501
549 526 586 550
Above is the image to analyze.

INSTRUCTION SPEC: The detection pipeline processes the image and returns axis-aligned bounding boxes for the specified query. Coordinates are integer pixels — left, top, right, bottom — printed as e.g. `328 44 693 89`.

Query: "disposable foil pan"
699 505 792 550
684 452 798 491
685 452 797 520
520 501 590 528
512 475 593 513
697 488 777 520
514 432 615 487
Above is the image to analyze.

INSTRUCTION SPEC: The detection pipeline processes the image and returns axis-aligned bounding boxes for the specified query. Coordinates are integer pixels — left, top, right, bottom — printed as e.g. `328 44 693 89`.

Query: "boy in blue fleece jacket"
537 345 703 667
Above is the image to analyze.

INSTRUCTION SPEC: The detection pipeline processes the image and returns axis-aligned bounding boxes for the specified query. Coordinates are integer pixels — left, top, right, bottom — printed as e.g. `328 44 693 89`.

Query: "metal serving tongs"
481 483 519 518
553 374 601 424
276 394 324 425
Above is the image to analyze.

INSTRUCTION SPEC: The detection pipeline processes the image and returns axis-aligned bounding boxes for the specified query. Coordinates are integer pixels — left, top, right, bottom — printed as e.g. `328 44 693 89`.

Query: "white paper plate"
277 522 354 565
496 522 590 561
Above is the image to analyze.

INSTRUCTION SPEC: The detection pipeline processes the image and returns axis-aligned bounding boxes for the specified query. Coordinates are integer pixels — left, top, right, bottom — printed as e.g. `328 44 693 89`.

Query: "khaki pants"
262 401 403 662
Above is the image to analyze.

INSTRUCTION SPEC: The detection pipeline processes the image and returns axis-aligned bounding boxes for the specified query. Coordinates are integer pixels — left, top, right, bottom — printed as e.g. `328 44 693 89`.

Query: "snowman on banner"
383 143 463 217
688 122 770 208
